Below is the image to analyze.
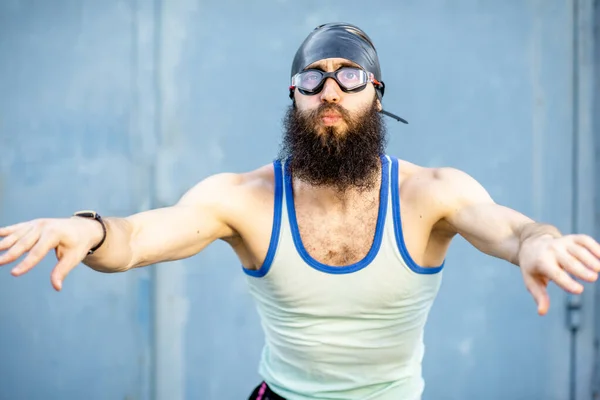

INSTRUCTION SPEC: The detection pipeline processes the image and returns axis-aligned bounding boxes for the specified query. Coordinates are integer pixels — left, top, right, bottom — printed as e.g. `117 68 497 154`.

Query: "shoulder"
395 158 494 214
397 159 473 187
176 162 277 209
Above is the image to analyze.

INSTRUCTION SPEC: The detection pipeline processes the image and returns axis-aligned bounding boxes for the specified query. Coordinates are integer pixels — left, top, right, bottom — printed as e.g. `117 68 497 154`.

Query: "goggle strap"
380 109 408 124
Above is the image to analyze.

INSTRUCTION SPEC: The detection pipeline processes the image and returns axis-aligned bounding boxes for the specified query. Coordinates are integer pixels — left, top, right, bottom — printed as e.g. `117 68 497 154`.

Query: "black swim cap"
290 22 407 124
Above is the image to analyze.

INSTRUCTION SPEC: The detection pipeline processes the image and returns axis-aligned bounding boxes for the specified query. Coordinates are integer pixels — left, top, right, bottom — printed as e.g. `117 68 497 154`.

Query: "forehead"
304 57 361 71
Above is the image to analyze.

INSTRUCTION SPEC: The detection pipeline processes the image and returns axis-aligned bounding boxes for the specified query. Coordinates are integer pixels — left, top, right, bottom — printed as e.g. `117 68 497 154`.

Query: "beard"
278 97 387 193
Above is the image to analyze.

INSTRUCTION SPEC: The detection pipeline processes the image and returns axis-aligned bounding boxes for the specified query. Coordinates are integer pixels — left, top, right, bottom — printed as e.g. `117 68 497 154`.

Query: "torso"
293 181 380 266
223 158 455 271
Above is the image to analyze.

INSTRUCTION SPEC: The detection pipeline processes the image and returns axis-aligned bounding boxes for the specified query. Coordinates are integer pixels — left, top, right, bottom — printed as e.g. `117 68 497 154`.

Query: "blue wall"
0 1 597 399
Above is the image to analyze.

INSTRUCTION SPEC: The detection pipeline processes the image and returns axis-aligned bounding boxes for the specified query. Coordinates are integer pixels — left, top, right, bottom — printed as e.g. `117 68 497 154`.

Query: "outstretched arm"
0 173 242 291
434 168 600 315
86 173 240 271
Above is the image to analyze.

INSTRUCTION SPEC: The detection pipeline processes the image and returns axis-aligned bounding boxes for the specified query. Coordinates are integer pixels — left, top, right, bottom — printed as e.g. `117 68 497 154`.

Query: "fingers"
50 250 84 291
7 226 85 290
556 250 598 283
0 226 41 266
573 234 600 259
568 244 600 273
523 273 550 315
0 227 27 252
0 218 87 291
0 222 29 237
11 231 60 276
542 259 584 294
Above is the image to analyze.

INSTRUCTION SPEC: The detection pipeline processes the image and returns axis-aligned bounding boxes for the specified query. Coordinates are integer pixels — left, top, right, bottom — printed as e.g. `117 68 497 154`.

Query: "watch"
73 210 107 255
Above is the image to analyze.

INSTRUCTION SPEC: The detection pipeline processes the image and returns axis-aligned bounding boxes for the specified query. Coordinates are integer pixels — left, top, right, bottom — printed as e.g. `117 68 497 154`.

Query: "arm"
433 167 600 315
0 173 241 290
85 173 239 271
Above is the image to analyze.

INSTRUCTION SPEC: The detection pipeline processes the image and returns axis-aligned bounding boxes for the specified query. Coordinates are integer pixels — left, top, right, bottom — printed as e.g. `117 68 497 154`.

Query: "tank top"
243 154 444 400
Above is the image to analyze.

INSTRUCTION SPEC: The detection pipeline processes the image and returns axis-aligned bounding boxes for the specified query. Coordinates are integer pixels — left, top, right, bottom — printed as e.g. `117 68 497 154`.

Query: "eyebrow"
305 60 361 71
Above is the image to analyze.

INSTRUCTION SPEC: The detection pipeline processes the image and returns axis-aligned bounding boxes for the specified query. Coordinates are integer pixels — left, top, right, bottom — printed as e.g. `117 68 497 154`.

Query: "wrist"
519 222 562 243
88 219 106 252
516 223 561 265
72 211 107 254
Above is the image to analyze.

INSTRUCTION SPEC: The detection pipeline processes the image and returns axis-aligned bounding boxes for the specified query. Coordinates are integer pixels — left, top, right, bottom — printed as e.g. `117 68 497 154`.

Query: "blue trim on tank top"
284 154 389 274
390 156 444 274
243 159 283 278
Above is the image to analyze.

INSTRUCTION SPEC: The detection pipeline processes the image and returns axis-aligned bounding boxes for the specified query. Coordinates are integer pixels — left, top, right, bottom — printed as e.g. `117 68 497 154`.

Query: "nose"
319 78 341 104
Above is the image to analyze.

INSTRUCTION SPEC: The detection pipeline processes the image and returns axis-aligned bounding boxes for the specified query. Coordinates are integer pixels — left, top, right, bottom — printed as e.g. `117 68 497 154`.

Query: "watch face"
75 210 97 218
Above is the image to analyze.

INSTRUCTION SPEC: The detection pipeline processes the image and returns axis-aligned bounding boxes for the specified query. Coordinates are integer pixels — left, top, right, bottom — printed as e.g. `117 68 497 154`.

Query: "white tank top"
243 155 444 400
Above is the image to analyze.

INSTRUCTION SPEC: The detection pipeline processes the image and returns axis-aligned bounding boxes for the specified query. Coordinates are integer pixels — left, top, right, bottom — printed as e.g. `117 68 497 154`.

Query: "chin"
318 122 348 137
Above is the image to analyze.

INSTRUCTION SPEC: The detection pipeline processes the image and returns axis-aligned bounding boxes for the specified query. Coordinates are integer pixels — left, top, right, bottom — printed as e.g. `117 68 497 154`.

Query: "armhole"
243 160 283 278
390 157 445 275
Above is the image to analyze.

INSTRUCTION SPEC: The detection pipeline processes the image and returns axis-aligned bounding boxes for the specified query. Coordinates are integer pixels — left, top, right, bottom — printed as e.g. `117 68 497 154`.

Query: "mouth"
320 112 342 125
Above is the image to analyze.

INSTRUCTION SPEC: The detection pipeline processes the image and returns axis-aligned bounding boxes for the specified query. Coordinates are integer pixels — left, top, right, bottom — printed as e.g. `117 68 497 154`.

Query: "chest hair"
295 195 380 266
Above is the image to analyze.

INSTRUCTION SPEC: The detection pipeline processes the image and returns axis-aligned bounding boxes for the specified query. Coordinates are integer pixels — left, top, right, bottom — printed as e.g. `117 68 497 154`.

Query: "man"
1 22 599 400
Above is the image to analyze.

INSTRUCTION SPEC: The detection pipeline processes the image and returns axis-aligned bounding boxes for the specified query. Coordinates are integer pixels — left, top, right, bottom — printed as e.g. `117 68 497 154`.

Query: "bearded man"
2 23 599 400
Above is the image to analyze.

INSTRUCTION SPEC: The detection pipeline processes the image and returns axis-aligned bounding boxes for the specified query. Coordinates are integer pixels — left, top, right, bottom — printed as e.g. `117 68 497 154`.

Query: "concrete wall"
0 1 597 399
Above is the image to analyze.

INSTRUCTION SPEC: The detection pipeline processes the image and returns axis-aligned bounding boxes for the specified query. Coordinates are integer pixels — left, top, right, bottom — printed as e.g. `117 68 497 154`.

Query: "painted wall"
0 1 596 399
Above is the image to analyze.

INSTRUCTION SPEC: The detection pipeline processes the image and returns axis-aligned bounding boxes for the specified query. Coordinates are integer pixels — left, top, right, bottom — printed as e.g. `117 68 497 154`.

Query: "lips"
320 111 342 124
316 106 345 126
321 114 341 125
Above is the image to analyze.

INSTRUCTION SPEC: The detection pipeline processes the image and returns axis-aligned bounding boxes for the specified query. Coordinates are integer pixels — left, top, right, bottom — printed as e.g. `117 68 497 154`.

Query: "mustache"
301 103 352 123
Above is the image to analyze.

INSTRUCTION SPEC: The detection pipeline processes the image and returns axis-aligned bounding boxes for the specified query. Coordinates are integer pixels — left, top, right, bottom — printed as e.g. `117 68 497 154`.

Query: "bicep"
126 175 238 268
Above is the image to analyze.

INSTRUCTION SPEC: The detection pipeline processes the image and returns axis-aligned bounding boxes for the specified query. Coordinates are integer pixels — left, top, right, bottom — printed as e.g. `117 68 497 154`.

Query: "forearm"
81 217 135 273
450 202 562 266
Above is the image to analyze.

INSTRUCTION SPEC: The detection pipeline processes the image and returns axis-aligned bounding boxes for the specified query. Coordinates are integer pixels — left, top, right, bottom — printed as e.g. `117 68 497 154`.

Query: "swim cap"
290 22 408 124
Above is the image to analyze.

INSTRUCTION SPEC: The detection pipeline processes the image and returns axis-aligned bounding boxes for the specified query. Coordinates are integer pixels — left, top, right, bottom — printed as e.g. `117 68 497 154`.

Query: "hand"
0 218 104 291
518 234 600 315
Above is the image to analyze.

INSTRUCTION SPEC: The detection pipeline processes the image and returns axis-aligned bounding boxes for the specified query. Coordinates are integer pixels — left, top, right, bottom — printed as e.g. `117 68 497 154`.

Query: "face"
293 58 382 137
279 58 387 193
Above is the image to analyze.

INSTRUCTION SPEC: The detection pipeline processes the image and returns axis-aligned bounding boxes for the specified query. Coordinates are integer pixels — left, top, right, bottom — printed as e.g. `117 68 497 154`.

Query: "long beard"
278 98 387 192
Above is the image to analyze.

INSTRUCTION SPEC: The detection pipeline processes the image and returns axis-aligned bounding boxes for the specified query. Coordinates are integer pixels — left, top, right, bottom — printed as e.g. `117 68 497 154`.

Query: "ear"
376 98 383 112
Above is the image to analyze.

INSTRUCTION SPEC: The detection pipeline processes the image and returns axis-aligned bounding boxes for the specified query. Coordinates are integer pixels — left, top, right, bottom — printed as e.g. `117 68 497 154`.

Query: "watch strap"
73 210 107 255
